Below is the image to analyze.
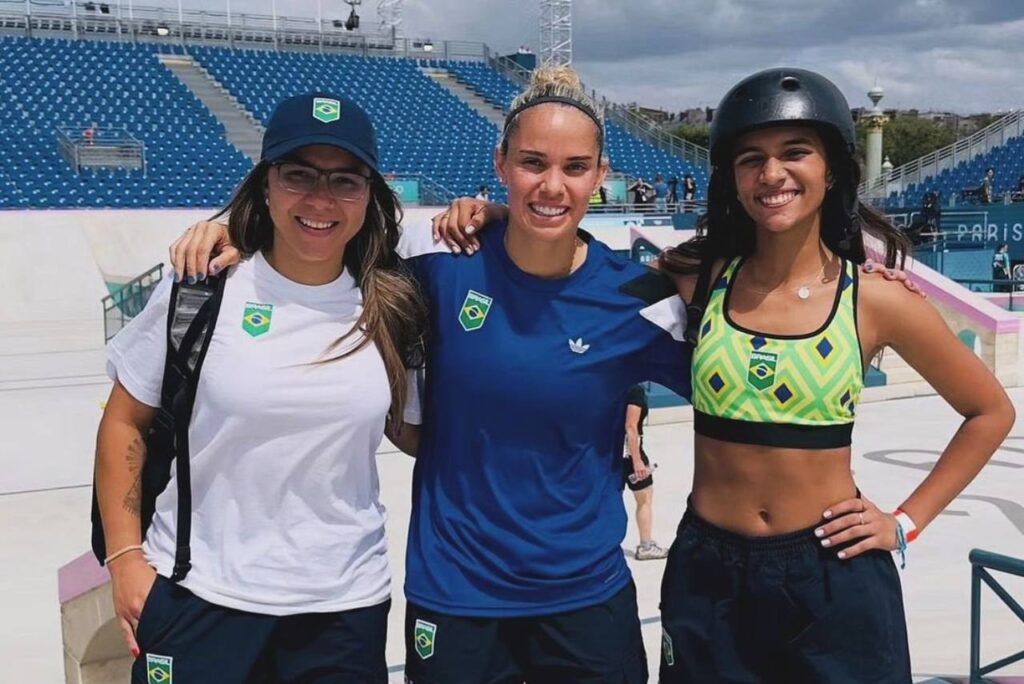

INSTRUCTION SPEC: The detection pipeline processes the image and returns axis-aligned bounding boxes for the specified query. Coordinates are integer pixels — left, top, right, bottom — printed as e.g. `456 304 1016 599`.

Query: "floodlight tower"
377 0 403 38
540 0 572 66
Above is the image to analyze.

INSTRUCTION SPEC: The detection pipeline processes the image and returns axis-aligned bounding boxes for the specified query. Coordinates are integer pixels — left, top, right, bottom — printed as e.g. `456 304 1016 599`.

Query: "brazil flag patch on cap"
312 97 341 123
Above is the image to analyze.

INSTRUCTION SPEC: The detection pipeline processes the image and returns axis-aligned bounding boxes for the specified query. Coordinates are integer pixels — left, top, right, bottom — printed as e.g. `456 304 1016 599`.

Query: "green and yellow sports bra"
691 257 864 449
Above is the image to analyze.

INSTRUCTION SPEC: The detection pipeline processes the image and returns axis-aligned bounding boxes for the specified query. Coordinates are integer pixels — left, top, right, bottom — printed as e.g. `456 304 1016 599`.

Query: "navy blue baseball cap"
260 92 379 173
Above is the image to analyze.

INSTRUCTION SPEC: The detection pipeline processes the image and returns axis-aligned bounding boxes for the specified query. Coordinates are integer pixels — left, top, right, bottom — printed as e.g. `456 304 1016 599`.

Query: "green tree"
670 124 710 149
854 115 956 168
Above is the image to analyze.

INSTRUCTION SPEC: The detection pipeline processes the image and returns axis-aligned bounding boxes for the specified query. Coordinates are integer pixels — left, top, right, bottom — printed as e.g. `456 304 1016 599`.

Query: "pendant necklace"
742 261 829 301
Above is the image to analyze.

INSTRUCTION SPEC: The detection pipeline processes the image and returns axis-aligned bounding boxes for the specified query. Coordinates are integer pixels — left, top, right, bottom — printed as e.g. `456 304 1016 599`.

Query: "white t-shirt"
106 252 420 615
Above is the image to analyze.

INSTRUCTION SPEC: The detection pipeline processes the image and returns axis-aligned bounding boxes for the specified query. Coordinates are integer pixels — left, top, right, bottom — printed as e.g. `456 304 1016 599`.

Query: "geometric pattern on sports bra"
691 256 864 426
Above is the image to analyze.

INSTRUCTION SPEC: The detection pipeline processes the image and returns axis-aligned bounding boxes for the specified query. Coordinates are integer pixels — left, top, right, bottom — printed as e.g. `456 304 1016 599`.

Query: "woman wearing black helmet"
655 68 1013 682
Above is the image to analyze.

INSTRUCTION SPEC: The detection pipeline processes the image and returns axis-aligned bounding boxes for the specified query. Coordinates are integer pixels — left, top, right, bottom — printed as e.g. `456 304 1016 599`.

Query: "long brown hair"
660 128 911 276
214 162 427 425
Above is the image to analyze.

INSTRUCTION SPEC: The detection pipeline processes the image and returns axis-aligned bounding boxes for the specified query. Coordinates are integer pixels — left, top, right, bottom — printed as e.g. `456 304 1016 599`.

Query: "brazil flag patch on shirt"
242 302 273 337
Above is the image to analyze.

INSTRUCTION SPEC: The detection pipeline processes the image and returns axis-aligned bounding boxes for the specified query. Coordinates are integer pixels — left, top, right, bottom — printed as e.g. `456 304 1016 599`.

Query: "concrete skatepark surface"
1 211 1022 682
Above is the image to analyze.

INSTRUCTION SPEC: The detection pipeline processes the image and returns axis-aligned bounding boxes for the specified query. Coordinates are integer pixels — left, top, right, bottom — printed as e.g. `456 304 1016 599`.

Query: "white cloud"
173 0 1024 114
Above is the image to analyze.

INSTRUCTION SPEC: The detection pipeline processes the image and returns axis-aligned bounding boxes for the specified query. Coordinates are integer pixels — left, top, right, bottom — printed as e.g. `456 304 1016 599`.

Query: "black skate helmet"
709 67 855 164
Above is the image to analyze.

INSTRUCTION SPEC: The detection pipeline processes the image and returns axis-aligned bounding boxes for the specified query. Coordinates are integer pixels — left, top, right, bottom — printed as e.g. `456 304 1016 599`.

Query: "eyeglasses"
271 162 371 202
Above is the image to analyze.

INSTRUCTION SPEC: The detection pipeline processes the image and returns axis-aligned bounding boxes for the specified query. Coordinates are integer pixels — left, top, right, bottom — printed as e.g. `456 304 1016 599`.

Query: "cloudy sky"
169 0 1024 115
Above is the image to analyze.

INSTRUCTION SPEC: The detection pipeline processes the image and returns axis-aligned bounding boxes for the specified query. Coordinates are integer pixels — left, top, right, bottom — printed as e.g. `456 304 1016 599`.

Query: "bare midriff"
690 433 857 536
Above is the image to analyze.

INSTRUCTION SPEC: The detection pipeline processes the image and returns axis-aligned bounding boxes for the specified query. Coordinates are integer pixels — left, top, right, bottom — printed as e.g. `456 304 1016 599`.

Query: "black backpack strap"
167 275 227 582
684 257 716 346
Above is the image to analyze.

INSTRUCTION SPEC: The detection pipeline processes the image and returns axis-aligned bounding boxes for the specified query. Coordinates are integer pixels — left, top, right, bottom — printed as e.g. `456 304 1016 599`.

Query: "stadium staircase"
160 54 264 162
420 66 505 128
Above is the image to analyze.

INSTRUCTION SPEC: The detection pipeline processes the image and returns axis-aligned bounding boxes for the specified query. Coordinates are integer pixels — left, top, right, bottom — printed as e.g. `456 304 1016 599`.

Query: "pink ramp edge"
58 551 110 604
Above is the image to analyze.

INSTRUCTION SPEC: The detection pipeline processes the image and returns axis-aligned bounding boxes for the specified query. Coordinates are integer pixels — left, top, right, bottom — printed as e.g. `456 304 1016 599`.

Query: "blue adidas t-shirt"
399 220 691 617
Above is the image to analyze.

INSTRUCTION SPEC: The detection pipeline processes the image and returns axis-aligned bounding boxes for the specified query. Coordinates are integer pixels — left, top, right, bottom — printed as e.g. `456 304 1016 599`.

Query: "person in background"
681 173 697 213
474 184 491 201
653 173 669 212
993 242 1011 293
628 176 653 210
667 175 680 206
623 383 669 560
980 167 995 204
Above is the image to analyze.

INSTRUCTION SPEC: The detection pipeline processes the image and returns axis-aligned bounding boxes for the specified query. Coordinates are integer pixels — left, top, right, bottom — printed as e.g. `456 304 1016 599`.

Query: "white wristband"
893 510 918 543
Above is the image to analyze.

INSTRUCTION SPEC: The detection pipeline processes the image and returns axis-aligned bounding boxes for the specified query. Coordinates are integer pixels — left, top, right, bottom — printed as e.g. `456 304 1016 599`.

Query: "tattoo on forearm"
122 436 145 517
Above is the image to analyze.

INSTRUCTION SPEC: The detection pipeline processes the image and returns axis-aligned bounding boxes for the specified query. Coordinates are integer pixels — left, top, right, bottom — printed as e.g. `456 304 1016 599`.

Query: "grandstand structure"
0 3 708 210
865 110 1024 208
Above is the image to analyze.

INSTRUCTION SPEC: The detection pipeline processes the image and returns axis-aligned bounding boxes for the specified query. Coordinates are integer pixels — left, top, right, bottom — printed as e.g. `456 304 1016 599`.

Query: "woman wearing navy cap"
94 92 425 683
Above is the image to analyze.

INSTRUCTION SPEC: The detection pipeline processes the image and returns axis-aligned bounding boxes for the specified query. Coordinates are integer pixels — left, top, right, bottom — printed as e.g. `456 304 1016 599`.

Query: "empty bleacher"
0 37 250 208
0 35 708 210
900 134 1024 207
188 46 502 201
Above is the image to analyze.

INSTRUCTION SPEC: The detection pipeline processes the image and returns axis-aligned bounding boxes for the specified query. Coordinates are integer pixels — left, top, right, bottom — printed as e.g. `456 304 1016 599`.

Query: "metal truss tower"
539 0 572 66
377 0 403 37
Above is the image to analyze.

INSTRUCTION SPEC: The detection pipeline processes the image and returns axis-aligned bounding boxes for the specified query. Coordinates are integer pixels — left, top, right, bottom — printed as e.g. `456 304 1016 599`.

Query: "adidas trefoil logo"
568 337 590 354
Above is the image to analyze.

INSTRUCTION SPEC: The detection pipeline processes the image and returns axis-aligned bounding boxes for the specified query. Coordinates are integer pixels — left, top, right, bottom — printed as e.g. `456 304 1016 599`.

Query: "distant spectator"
994 242 1011 292
980 167 995 204
589 184 608 206
622 384 667 561
667 176 679 205
682 174 696 202
82 121 97 145
627 177 652 209
1015 175 1024 202
907 191 940 245
474 185 490 201
652 174 668 212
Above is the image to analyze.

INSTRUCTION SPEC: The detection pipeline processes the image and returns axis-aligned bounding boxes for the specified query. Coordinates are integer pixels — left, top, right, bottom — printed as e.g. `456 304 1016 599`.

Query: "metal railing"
587 200 705 215
102 263 163 342
954 278 1024 300
861 110 1024 197
0 0 488 59
606 103 709 170
489 54 709 171
57 125 146 174
969 549 1024 682
398 173 457 205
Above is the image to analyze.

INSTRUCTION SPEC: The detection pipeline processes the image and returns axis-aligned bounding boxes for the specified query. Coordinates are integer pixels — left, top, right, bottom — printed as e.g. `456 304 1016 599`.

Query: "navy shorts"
659 506 912 684
131 575 390 683
404 581 648 683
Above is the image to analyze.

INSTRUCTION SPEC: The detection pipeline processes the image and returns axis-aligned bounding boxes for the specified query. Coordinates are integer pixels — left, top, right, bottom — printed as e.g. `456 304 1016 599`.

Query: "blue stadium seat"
0 36 709 209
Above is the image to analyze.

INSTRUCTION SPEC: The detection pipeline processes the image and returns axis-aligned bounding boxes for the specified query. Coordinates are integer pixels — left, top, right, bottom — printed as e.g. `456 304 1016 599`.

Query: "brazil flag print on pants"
146 654 172 683
414 619 436 659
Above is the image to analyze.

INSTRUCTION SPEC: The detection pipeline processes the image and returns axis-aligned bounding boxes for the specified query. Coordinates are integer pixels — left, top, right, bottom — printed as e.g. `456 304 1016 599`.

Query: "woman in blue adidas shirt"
95 93 425 683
